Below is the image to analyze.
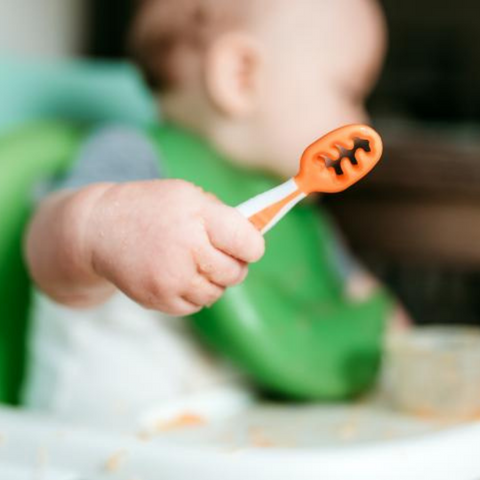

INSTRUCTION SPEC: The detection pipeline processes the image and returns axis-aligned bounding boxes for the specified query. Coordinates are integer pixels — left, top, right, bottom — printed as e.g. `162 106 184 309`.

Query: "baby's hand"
86 180 265 316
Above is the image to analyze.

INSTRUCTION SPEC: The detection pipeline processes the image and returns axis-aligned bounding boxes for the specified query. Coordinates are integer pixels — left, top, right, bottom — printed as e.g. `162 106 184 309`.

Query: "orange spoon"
237 124 383 234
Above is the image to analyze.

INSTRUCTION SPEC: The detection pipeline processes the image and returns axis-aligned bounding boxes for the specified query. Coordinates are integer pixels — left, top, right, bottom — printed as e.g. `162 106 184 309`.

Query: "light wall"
0 0 87 57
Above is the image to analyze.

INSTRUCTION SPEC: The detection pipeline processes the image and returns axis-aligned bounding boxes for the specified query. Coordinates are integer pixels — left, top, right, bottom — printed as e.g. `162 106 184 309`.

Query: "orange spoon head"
295 124 383 194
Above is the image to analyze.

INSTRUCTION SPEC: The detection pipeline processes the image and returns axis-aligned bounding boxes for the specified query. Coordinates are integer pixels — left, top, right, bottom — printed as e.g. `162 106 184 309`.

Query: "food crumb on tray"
249 427 275 448
104 449 128 473
155 413 206 432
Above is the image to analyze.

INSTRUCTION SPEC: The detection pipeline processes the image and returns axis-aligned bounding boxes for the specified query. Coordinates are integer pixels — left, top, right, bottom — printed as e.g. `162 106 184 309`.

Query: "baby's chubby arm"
25 179 265 316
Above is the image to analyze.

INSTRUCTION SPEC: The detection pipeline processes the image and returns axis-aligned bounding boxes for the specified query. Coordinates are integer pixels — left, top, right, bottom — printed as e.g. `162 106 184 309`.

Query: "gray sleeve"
50 125 163 193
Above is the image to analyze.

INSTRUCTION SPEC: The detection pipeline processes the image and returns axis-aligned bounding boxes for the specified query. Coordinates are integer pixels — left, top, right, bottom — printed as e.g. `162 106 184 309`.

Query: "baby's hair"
129 0 251 92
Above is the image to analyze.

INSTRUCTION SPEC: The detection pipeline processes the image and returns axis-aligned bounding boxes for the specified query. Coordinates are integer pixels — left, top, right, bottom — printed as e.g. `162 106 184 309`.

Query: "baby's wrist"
67 183 116 284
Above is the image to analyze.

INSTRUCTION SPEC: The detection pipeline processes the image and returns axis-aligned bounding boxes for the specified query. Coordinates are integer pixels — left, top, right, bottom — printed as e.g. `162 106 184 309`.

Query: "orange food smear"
249 427 275 448
155 413 206 432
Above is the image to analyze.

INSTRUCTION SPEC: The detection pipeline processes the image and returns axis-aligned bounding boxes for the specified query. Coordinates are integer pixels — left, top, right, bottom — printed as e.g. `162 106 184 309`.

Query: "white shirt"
24 291 240 427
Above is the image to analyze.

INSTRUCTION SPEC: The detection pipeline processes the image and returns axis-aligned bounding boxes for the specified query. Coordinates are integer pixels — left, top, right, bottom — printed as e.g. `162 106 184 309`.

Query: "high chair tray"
0 395 478 480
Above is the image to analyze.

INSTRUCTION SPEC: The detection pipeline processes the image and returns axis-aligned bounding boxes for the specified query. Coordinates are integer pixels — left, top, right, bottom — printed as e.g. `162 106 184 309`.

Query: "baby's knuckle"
177 302 201 317
169 275 188 296
229 222 245 251
231 265 248 285
250 235 266 261
169 306 191 317
144 275 173 303
222 264 240 285
196 256 215 276
187 275 203 292
206 288 224 304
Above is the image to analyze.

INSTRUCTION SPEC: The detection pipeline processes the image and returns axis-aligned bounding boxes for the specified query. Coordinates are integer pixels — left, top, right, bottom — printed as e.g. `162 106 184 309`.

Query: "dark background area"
372 0 480 122
86 0 480 123
87 0 135 60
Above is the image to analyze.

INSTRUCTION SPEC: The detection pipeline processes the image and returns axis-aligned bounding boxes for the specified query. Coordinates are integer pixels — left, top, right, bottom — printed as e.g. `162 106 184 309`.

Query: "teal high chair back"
0 58 155 404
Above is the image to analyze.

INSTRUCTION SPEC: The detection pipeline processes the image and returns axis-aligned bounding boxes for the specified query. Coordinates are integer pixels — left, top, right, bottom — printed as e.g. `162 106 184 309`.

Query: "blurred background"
1 0 480 327
2 0 479 117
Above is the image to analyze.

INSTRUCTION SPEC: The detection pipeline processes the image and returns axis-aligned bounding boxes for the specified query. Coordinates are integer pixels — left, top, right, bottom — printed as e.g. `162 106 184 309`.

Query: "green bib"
149 123 392 400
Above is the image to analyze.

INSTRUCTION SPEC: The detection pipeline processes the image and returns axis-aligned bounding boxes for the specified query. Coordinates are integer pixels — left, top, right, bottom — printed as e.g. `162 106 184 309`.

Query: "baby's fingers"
194 246 248 287
183 275 225 308
204 204 265 263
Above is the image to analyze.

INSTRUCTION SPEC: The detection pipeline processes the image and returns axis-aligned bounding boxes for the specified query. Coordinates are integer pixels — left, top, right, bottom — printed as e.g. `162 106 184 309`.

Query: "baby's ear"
204 32 261 118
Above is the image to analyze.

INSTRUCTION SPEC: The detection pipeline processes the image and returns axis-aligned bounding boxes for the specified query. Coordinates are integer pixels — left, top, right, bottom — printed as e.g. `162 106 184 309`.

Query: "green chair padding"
0 123 85 404
0 58 156 404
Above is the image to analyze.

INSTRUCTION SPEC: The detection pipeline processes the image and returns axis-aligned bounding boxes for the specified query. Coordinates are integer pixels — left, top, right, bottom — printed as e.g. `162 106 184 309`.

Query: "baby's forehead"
256 1 385 67
130 0 384 93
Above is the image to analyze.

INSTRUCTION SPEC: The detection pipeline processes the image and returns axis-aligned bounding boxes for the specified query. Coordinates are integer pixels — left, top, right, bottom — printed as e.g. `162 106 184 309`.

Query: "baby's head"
131 0 387 177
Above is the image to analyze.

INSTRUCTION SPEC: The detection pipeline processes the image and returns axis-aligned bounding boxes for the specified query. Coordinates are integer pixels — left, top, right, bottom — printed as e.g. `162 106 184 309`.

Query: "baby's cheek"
348 103 369 125
324 96 366 129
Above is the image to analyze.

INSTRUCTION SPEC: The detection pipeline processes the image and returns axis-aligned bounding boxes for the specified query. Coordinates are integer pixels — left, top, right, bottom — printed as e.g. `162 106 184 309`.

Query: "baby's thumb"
204 204 265 263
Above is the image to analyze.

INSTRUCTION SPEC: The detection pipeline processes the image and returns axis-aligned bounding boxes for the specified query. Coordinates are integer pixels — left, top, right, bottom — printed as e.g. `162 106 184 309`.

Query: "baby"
24 0 397 423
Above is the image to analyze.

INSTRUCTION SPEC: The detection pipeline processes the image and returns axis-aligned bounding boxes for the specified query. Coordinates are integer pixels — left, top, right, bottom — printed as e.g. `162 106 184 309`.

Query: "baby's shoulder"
57 123 165 190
